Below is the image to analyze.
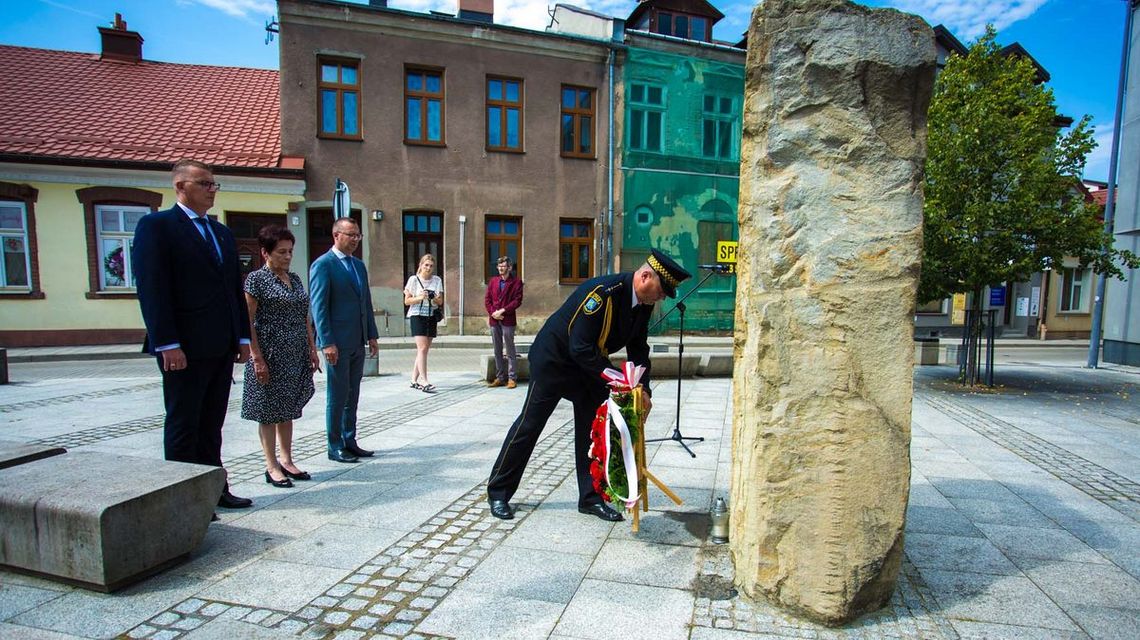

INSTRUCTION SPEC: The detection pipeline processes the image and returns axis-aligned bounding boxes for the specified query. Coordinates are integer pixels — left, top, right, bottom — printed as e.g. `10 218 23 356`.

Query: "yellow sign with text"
716 241 738 273
951 293 967 325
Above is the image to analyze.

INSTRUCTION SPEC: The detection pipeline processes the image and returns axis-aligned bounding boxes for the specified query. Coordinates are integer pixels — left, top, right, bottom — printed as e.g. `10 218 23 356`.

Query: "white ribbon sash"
599 362 647 508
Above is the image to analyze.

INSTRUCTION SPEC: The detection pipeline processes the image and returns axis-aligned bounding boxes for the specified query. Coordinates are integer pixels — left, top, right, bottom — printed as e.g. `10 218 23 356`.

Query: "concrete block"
698 354 734 377
0 443 67 470
0 451 225 591
480 354 532 382
479 352 707 382
915 338 940 365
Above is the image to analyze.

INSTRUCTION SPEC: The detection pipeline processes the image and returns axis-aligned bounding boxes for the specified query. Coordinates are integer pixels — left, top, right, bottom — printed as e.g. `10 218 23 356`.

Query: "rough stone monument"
730 0 935 625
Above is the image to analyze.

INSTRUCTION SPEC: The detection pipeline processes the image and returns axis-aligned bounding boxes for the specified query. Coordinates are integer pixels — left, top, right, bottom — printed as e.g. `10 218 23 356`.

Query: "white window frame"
96 204 148 290
0 200 32 292
1058 266 1089 313
628 82 665 153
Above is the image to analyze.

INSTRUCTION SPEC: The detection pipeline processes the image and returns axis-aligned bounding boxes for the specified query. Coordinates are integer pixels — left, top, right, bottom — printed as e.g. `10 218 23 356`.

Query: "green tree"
920 26 1138 310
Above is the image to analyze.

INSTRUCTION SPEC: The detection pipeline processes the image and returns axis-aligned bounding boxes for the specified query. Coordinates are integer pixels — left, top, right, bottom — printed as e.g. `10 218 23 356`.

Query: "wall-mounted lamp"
371 210 384 221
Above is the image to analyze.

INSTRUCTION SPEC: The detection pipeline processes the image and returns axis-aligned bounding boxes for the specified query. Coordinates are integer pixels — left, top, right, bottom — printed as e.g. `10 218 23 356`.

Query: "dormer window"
655 11 709 41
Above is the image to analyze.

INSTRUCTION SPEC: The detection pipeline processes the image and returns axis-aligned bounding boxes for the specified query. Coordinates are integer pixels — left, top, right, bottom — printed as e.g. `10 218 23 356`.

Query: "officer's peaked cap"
648 249 691 298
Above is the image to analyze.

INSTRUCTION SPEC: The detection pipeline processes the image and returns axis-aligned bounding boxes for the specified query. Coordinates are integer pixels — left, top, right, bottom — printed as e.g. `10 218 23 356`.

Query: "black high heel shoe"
280 466 311 481
265 470 294 488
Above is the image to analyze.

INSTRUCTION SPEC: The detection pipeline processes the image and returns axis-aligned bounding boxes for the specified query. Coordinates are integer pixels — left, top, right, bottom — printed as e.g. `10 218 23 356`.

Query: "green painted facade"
619 45 744 333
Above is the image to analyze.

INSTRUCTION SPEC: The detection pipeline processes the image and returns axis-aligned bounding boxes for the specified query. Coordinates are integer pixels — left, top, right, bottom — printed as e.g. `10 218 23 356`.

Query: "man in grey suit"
310 218 379 463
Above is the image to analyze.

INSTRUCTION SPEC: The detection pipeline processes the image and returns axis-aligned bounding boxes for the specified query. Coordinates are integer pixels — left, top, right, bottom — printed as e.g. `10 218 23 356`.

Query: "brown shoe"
488 379 504 388
506 380 517 389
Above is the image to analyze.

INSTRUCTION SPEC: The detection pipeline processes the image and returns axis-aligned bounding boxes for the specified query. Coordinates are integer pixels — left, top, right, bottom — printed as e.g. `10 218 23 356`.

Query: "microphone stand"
646 267 723 457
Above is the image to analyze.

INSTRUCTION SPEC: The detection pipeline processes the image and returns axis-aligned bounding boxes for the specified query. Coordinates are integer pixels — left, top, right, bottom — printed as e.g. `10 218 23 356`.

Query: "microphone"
698 264 732 273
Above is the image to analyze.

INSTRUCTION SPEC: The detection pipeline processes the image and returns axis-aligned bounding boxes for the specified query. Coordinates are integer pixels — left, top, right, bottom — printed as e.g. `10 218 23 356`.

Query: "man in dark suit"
133 159 253 510
310 218 379 463
486 249 691 521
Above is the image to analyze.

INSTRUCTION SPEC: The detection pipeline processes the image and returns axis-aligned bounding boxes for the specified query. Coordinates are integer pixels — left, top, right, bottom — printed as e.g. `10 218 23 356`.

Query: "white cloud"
1084 123 1116 182
880 0 1047 40
181 0 276 21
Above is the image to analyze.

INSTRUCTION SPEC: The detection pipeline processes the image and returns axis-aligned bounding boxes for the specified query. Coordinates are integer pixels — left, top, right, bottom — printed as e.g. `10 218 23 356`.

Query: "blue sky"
0 0 1128 181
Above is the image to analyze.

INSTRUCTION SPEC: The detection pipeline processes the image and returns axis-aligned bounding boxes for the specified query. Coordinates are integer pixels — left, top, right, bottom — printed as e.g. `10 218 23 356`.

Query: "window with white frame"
96 205 147 289
628 83 665 153
0 200 31 290
1059 266 1089 312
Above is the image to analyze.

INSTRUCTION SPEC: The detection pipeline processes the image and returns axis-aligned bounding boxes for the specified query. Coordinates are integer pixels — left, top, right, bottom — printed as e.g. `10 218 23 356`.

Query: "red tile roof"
1091 188 1111 207
0 44 285 170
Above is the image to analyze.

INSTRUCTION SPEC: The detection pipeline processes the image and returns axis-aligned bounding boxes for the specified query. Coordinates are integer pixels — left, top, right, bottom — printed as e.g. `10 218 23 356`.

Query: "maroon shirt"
484 275 524 327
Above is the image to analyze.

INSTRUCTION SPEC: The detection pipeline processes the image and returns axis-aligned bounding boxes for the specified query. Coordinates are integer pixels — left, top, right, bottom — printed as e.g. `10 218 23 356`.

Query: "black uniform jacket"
528 272 653 395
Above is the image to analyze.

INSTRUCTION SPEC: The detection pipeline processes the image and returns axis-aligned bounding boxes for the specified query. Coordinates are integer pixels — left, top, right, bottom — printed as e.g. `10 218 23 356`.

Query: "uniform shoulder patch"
583 291 603 315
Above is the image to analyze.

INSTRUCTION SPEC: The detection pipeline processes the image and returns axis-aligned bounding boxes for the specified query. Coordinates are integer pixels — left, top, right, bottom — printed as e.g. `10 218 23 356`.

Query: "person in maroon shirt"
484 256 524 388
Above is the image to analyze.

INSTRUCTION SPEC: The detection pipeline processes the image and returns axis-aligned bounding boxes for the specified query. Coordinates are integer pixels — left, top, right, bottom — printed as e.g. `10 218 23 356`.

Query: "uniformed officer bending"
486 249 692 521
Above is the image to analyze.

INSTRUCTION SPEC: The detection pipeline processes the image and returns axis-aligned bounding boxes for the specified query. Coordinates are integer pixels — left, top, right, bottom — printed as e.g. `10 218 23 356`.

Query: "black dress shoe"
347 444 374 458
218 490 253 509
280 466 311 481
265 470 294 488
578 503 623 522
488 499 514 520
328 449 360 463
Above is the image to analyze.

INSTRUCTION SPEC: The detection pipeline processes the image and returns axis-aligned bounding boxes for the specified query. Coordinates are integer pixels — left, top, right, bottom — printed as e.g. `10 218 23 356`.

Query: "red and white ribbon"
602 362 645 392
603 397 639 508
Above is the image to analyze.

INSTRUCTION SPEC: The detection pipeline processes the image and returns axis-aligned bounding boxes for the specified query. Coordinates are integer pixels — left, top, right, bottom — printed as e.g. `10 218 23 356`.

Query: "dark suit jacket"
309 250 379 350
528 272 653 395
133 205 250 358
484 276 524 327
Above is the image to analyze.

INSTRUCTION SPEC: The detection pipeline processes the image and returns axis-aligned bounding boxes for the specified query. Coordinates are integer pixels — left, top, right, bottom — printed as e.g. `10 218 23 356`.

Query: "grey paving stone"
225 500 355 535
418 591 566 639
0 622 90 639
948 496 1059 529
918 568 1079 631
169 526 288 581
264 523 405 570
0 584 66 622
198 559 346 611
947 619 1088 639
8 572 200 640
588 539 701 589
1020 561 1140 608
977 523 1109 565
904 532 1019 575
609 509 710 546
460 545 592 604
905 505 983 537
554 579 693 640
1064 604 1140 640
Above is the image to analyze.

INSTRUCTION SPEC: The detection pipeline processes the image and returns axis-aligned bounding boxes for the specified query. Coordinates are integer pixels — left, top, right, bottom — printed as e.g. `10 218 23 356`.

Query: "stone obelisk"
730 0 935 625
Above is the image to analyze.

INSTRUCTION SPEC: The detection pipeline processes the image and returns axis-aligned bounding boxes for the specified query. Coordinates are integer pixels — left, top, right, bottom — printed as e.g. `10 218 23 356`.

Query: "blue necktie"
342 256 360 291
194 217 221 264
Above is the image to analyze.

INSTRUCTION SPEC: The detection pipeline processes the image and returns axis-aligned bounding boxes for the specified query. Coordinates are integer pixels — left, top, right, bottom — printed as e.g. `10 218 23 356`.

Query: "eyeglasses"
181 180 221 192
337 232 362 239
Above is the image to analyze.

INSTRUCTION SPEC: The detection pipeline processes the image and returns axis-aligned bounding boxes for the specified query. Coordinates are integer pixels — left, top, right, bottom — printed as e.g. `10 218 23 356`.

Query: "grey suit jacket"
309 250 379 350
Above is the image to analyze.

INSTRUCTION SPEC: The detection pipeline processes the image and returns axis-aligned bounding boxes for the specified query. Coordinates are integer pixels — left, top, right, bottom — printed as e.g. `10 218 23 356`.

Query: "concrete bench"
478 351 719 382
0 450 224 591
0 442 65 470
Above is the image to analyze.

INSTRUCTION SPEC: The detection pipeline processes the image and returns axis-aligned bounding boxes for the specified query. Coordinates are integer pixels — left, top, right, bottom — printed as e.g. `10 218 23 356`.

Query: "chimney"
98 13 143 63
457 0 492 24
